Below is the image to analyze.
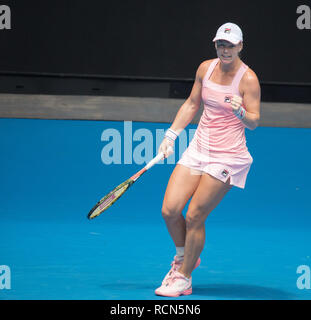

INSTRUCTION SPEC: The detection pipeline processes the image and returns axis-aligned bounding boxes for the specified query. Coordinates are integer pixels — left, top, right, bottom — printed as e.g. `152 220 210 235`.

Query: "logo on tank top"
221 169 229 178
224 28 231 33
224 96 231 103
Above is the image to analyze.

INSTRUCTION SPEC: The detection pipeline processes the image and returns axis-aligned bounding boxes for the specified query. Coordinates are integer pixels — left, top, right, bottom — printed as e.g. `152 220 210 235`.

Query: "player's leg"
161 164 202 247
155 173 232 297
155 164 202 293
178 173 232 278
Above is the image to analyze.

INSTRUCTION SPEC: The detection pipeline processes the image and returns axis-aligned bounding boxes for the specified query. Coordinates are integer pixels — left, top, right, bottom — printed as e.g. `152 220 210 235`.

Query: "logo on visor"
224 28 231 33
224 96 231 103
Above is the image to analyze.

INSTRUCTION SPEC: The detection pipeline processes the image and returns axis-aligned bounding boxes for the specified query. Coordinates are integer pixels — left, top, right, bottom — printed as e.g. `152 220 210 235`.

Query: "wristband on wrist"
165 128 179 141
235 105 246 120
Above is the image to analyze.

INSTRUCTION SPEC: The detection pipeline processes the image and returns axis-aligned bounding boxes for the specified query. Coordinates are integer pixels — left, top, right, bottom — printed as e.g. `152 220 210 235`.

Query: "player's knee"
186 207 206 229
161 204 180 221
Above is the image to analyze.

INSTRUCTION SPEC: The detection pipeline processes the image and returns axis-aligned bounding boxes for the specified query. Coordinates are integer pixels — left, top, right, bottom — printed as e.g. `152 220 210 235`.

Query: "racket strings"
88 181 132 219
87 152 164 220
99 185 128 210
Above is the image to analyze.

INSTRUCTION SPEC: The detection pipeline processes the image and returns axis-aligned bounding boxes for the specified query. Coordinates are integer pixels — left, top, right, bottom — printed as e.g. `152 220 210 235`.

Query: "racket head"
87 179 134 220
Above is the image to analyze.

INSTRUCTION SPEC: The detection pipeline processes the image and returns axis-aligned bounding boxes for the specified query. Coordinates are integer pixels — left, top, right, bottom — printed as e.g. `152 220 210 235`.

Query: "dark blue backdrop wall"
0 0 310 85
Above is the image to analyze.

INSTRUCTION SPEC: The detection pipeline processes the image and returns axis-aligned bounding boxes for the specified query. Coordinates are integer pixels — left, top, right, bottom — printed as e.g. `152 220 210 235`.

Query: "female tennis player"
155 22 261 297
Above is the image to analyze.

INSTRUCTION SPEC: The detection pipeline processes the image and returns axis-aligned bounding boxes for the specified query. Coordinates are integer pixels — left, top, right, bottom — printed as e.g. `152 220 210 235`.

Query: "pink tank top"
189 58 249 161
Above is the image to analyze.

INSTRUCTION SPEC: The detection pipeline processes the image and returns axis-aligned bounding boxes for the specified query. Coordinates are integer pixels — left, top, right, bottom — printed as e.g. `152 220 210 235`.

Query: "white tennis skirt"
177 148 253 189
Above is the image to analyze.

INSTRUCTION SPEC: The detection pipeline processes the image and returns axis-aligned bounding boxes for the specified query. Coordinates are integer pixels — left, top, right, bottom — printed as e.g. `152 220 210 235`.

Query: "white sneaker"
155 271 192 297
161 255 201 286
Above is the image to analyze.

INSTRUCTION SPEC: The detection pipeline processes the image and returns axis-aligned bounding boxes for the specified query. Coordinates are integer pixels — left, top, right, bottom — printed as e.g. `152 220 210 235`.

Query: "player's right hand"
158 137 174 158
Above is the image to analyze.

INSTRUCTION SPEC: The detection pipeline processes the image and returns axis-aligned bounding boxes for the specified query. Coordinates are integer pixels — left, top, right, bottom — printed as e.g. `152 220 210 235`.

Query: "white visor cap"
213 22 243 45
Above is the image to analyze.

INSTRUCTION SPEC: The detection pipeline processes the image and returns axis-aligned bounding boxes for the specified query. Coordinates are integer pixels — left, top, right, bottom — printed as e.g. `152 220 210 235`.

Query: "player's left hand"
231 95 246 119
231 95 243 113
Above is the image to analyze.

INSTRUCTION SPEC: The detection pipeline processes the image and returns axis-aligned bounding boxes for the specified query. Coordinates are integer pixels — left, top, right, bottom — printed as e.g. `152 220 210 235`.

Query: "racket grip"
145 151 165 170
145 146 173 170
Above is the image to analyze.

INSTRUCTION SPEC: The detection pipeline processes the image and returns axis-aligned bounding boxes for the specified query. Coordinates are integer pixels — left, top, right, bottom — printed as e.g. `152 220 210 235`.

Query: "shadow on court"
100 283 156 291
194 283 295 300
99 282 295 300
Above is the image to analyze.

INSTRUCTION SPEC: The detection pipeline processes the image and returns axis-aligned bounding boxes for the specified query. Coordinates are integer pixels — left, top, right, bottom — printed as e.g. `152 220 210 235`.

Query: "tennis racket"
87 150 169 220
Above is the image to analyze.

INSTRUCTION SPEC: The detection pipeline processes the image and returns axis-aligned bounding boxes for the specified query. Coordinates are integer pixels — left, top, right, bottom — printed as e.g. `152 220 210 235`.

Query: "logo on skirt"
221 169 229 177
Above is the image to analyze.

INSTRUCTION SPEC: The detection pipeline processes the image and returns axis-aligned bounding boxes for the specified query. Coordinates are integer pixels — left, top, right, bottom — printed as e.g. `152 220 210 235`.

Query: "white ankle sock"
176 247 184 258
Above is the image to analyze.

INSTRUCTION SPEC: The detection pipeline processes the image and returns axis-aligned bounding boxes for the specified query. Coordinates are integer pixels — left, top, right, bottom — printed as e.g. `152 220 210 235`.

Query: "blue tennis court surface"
0 118 310 300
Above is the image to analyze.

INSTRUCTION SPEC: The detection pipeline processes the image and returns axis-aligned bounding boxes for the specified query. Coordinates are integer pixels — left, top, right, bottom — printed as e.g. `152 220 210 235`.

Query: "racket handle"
145 146 173 170
145 152 164 170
